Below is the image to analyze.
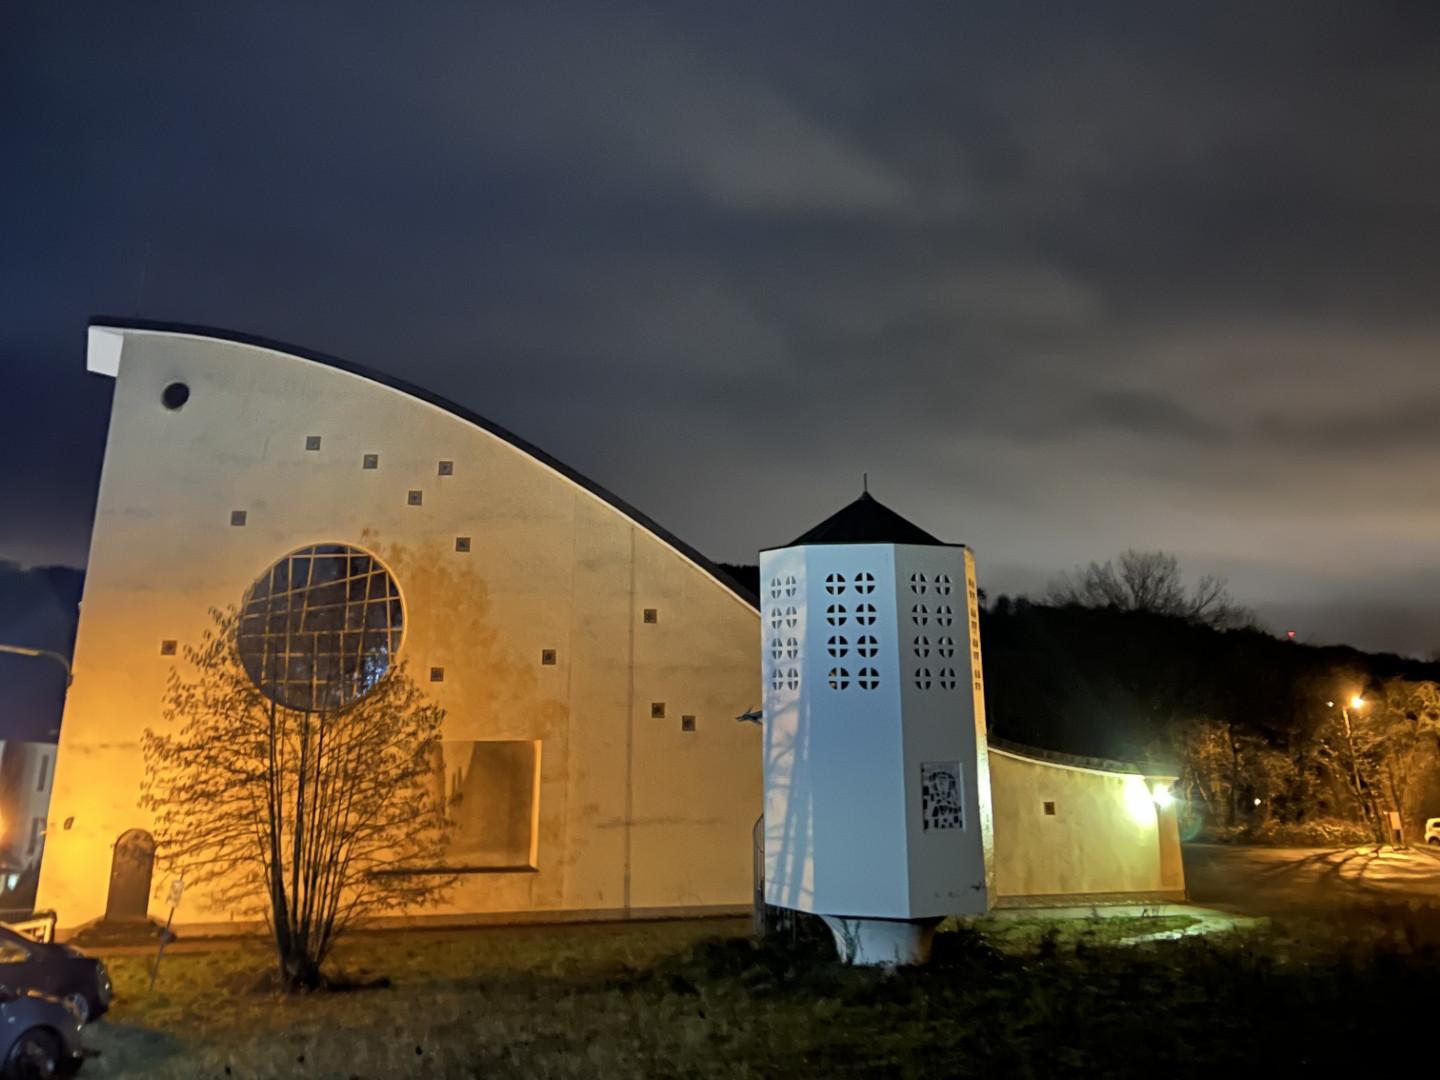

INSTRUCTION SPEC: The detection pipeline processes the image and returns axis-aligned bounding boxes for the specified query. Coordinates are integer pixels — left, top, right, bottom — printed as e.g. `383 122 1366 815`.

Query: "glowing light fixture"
1150 781 1174 809
1349 695 1365 710
1125 776 1160 826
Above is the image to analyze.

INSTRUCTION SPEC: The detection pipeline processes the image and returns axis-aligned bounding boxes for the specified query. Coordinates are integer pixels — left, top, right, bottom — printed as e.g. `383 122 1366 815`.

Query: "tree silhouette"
1047 549 1253 630
142 608 453 989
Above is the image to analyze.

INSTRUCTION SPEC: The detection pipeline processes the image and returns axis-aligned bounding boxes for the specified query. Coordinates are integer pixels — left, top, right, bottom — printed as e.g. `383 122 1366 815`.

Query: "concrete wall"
36 327 761 930
760 543 991 921
989 748 1184 902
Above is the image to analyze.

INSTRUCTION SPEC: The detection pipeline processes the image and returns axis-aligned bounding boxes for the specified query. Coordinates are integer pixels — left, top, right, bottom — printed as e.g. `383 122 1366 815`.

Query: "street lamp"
0 644 72 686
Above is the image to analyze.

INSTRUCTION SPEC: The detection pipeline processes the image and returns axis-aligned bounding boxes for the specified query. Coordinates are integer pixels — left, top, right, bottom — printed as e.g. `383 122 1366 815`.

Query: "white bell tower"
760 492 994 964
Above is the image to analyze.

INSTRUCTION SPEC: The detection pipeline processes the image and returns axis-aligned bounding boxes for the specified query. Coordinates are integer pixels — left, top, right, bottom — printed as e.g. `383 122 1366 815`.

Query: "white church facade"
36 320 1183 934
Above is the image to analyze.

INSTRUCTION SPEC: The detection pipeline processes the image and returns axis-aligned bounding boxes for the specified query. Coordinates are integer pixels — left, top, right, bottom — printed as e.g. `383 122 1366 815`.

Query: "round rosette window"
237 543 404 712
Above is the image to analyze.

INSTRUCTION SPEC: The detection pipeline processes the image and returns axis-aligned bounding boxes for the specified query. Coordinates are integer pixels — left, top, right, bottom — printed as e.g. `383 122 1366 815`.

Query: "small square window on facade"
541 649 557 666
455 536 471 553
1043 801 1057 816
305 435 322 451
407 490 423 506
643 608 658 624
159 640 177 656
362 453 379 470
430 667 445 683
230 510 247 527
650 702 666 719
681 715 696 732
438 460 454 476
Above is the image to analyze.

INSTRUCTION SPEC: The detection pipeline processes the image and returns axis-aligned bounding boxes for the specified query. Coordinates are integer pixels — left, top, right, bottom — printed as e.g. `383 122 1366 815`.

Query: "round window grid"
769 638 784 661
854 572 876 594
857 668 879 690
826 604 848 627
856 635 878 658
935 605 954 626
769 577 783 600
770 670 785 692
912 604 928 626
854 603 877 626
769 607 783 629
934 573 952 595
937 636 956 658
783 575 798 597
915 668 932 690
827 635 849 658
910 572 927 594
784 606 798 628
784 637 799 660
825 573 846 595
828 668 850 690
785 667 800 690
237 543 403 713
914 635 930 658
938 667 957 690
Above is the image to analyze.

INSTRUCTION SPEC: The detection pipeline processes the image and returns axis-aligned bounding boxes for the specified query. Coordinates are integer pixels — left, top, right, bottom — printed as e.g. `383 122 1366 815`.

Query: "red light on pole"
1286 630 1296 641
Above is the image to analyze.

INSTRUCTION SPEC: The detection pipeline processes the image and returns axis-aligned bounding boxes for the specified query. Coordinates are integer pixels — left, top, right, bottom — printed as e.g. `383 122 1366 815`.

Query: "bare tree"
142 608 453 989
1313 680 1440 845
1048 549 1253 629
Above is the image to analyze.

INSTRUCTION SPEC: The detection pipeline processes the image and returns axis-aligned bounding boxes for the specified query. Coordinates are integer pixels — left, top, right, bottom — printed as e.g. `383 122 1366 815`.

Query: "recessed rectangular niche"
643 609 658 624
305 435 322 451
159 640 177 656
455 536 471 553
407 490 423 506
541 649 557 665
428 739 541 871
438 460 454 476
230 510 247 527
362 453 379 470
430 667 445 682
681 715 696 732
1043 801 1057 816
650 702 666 719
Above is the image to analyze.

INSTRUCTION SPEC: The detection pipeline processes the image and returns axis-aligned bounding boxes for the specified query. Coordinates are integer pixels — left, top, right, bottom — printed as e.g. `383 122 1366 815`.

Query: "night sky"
5 2 1440 655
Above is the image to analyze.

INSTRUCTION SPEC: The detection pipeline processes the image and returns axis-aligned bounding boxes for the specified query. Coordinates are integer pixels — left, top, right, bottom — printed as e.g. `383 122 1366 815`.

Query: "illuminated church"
36 319 1184 933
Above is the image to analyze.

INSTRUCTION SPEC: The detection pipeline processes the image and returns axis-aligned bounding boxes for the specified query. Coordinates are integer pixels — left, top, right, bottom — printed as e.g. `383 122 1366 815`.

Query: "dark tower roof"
781 492 955 547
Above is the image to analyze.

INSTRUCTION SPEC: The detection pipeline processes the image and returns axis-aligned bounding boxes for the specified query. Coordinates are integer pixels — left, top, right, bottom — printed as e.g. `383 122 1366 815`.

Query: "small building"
0 740 57 902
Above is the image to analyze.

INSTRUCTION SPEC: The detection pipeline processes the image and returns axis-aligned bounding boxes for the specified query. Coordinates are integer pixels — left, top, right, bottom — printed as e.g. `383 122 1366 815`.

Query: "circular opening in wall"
237 543 404 712
161 382 191 410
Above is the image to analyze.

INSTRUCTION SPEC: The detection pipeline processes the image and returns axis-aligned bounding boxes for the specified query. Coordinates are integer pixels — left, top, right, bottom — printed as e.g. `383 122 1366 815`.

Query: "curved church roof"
86 316 759 609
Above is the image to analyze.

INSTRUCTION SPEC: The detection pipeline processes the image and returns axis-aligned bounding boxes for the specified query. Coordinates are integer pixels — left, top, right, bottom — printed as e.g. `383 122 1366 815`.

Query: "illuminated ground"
1184 843 1440 912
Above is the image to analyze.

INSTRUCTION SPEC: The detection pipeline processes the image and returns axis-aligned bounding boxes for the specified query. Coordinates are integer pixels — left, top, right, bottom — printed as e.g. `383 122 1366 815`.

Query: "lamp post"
0 644 72 686
1331 694 1379 842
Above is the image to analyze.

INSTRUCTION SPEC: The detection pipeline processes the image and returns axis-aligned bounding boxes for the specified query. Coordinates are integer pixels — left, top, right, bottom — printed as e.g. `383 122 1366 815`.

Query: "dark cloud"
4 1 1440 654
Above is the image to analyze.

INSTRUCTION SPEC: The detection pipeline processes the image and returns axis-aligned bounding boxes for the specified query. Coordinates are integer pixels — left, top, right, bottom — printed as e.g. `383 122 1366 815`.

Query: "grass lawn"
80 906 1440 1078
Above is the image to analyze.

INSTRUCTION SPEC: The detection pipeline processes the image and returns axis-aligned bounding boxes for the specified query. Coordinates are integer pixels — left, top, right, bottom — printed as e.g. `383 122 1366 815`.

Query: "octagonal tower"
760 492 994 964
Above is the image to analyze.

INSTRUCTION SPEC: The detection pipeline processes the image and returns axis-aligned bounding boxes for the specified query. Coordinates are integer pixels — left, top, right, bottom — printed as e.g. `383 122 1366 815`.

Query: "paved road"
1184 843 1440 913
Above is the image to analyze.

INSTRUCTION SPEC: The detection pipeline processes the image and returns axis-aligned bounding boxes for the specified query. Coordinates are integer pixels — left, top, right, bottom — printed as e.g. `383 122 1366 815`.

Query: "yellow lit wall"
36 326 761 930
989 748 1185 902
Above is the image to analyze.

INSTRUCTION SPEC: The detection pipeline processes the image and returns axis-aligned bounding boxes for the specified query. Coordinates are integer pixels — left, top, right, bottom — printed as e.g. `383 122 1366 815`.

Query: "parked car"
0 929 110 1025
0 988 85 1078
1426 818 1440 845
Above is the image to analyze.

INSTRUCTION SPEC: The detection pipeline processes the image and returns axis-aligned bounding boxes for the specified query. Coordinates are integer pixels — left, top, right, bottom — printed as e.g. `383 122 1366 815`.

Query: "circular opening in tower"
237 543 404 712
161 381 191 410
